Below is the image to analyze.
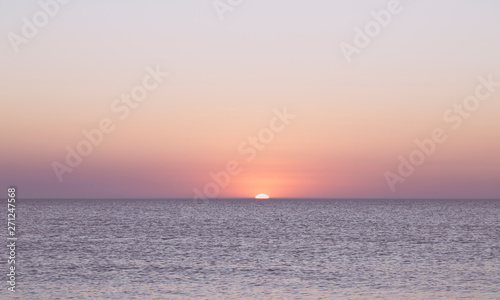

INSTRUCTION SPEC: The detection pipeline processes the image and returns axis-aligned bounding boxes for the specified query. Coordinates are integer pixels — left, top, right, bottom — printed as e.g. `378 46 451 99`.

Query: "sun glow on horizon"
255 194 270 199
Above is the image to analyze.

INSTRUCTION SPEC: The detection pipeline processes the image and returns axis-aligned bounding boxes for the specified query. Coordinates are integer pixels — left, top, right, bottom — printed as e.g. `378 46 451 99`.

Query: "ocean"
3 198 499 299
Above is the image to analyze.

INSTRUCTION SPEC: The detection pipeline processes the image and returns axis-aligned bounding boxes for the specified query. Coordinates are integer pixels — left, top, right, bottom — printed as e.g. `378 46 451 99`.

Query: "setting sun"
255 194 269 199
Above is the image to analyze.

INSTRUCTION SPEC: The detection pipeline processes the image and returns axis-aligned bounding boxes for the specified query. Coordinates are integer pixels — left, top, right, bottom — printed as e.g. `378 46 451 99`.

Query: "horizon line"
8 197 500 200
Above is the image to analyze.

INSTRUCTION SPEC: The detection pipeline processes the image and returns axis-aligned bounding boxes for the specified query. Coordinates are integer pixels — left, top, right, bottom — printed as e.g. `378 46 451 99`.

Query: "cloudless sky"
1 0 499 199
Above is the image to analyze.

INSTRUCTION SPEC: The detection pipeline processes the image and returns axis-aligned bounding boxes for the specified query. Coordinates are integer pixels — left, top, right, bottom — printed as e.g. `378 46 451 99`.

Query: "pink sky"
1 0 499 199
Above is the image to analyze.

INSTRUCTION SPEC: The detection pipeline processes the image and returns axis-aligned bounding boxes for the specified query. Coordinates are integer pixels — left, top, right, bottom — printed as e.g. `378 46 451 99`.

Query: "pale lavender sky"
1 0 499 198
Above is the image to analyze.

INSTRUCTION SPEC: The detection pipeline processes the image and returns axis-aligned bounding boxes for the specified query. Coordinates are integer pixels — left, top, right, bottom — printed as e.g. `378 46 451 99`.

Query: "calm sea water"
3 199 500 299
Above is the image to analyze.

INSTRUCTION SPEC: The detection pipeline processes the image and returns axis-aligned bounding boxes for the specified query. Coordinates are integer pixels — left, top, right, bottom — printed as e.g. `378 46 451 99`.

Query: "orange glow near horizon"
1 1 499 199
255 194 270 199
